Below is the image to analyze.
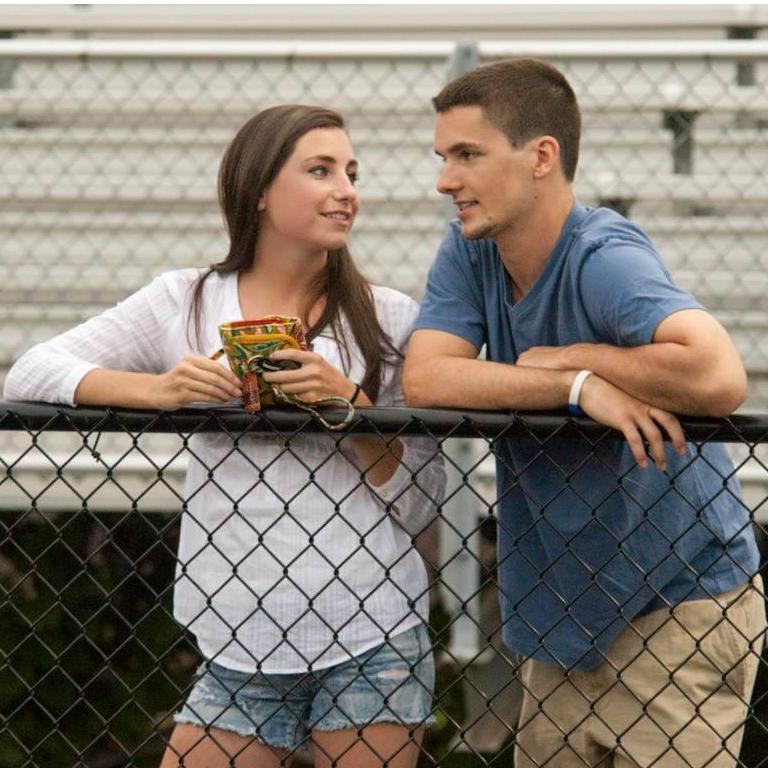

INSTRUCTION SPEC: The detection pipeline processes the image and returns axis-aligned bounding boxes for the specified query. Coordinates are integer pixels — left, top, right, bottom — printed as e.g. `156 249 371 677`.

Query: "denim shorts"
174 624 435 749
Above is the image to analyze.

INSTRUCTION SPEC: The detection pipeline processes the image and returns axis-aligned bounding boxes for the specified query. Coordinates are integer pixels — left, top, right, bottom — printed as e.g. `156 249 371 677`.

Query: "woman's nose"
334 174 358 200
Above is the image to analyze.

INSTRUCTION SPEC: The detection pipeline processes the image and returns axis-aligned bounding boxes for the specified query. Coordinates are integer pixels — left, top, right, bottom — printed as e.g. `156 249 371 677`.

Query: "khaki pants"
515 577 766 768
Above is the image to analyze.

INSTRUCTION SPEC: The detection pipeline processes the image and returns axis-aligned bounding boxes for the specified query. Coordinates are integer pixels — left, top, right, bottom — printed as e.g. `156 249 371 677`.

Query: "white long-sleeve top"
4 269 445 673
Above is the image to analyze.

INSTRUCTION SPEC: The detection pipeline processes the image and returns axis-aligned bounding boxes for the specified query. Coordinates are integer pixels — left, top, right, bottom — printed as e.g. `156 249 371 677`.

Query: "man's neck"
496 191 575 302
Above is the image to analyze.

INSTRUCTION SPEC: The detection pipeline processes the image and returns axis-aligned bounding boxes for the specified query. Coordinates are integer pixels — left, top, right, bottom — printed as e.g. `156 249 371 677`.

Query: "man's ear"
532 136 561 179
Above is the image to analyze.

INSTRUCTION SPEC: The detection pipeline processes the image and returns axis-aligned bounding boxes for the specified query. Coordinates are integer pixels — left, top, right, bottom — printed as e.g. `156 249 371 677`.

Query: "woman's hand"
263 349 358 402
151 355 242 410
265 348 408 488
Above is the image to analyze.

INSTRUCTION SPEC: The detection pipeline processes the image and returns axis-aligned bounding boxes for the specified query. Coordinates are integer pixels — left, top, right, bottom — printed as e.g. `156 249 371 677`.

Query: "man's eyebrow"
434 141 483 158
303 155 358 166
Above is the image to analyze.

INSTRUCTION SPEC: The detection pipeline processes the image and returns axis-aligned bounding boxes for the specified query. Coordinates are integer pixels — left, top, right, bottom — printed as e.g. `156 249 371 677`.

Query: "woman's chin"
321 235 351 251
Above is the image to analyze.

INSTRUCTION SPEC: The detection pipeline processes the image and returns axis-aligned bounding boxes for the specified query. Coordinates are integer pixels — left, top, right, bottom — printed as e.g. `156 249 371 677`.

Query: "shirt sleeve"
367 291 447 538
579 240 704 347
412 223 487 351
3 273 184 405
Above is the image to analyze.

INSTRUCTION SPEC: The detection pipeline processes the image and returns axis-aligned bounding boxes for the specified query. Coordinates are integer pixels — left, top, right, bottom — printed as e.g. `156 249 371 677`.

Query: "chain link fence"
1 403 767 768
0 39 767 407
2 36 768 768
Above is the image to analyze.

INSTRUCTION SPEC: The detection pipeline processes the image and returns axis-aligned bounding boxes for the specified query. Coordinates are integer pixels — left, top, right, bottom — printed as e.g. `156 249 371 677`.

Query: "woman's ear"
257 194 266 212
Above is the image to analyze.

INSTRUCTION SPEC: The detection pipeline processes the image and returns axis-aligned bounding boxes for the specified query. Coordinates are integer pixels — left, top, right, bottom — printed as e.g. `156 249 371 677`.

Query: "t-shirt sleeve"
412 225 486 351
579 241 703 347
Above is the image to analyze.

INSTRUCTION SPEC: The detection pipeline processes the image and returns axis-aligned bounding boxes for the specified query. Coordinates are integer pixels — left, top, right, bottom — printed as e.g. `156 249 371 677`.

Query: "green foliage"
0 508 197 767
0 509 466 767
2 509 767 768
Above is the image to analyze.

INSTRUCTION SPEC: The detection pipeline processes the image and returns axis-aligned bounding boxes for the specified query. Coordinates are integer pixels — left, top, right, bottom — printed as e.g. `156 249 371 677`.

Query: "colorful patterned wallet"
211 316 354 430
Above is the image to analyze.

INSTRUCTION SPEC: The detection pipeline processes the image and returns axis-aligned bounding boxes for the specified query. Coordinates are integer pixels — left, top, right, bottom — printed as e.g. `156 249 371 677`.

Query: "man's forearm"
404 355 575 411
554 342 745 416
406 345 692 470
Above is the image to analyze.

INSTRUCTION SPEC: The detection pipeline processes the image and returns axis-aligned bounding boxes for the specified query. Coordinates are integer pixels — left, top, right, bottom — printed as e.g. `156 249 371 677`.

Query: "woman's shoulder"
152 267 209 290
149 267 229 305
368 284 420 338
369 284 419 314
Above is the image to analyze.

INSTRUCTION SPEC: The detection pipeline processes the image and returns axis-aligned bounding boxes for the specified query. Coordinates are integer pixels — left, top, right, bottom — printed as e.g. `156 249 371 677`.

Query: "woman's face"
258 127 360 253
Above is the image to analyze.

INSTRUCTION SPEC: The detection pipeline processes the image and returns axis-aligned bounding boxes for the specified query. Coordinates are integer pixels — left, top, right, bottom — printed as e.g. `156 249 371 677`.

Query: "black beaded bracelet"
350 382 362 404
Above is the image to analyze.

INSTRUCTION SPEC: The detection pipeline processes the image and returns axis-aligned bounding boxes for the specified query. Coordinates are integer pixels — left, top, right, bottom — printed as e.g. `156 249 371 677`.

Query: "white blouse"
4 269 445 673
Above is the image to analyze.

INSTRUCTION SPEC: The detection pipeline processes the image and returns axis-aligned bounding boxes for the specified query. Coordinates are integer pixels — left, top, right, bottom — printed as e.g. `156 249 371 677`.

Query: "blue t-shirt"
414 202 759 670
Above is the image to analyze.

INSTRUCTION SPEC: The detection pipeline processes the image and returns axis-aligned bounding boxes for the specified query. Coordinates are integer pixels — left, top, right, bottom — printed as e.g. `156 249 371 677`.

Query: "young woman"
4 105 444 768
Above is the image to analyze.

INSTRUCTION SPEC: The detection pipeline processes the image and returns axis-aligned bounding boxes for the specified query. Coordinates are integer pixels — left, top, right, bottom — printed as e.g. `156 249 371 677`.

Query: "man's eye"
459 150 477 161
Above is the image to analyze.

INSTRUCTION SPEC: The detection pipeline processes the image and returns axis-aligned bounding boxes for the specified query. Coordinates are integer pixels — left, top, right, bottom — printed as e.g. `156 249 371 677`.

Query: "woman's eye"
347 171 359 185
309 165 329 177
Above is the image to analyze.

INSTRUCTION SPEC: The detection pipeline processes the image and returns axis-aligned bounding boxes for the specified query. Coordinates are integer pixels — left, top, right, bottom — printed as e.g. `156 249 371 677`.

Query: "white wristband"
568 370 592 416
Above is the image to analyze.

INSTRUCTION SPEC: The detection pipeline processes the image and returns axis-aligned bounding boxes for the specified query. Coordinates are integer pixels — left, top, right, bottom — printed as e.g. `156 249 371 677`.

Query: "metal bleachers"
1 36 767 412
2 16 768 758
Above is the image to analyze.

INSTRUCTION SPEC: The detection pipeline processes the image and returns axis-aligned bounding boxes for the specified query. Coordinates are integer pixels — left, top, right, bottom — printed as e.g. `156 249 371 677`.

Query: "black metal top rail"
2 401 768 443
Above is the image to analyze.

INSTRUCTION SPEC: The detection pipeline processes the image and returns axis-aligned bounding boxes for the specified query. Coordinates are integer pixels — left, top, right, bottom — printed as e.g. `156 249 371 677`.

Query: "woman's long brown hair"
189 104 398 401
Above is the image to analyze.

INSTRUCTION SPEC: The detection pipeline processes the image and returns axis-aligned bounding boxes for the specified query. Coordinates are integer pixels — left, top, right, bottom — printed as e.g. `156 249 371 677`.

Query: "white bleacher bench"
3 4 766 36
0 439 188 513
640 216 768 270
576 171 768 205
0 90 438 127
693 129 768 175
4 82 768 124
6 169 768 208
0 123 679 177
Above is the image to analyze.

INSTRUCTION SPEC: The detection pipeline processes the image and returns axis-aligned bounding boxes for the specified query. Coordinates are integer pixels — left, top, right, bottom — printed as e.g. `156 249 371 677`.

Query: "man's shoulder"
574 206 657 254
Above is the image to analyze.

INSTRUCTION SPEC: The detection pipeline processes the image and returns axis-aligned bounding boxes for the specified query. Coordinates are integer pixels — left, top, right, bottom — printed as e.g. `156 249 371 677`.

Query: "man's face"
434 106 538 241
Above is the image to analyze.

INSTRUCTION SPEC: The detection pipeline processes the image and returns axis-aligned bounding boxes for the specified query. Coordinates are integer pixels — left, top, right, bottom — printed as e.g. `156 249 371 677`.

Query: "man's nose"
436 163 459 195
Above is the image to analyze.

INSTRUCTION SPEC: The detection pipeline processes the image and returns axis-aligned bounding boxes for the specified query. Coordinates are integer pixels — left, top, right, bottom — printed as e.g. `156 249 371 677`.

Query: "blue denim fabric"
174 624 435 749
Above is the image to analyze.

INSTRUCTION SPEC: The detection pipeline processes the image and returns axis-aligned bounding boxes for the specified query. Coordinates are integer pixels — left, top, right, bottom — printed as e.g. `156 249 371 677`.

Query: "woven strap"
247 354 355 431
270 385 355 432
211 347 355 430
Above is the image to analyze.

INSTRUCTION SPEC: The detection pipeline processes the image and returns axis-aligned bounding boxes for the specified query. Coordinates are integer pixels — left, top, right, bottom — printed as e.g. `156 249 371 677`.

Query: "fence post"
0 32 15 95
447 42 479 81
435 42 484 662
437 438 484 660
728 25 757 86
663 108 696 175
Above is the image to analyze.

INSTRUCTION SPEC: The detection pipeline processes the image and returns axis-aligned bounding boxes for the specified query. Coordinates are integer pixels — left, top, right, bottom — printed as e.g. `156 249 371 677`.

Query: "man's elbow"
698 367 748 417
403 363 433 408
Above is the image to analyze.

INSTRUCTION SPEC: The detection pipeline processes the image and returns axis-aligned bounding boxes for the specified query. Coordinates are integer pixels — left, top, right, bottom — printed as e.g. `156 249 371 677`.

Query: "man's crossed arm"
516 309 746 418
403 308 746 471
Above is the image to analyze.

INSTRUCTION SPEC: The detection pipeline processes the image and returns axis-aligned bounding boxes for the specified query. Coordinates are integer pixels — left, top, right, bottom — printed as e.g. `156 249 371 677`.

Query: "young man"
404 59 765 768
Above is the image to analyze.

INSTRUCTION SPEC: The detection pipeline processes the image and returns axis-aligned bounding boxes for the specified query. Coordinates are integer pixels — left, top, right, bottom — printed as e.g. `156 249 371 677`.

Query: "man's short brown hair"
432 58 581 182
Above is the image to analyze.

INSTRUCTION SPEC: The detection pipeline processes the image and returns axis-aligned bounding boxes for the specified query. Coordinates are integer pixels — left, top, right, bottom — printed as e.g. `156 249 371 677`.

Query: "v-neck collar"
503 202 588 315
